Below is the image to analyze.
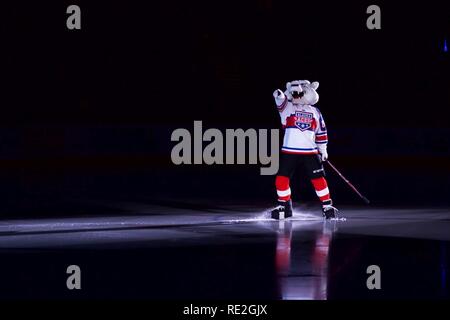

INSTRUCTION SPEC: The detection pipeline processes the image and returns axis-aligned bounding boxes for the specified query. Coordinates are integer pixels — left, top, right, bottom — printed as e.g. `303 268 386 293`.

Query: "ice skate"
322 204 338 219
271 200 293 220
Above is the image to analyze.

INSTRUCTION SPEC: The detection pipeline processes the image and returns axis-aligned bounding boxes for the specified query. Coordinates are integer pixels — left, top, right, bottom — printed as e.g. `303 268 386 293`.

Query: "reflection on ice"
275 219 341 300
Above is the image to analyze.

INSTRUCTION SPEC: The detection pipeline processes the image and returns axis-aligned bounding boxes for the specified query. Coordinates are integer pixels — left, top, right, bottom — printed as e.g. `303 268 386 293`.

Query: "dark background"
0 0 449 218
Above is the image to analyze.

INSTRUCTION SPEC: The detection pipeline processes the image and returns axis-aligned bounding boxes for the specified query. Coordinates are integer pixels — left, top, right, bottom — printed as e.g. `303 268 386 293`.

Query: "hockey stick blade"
361 196 370 205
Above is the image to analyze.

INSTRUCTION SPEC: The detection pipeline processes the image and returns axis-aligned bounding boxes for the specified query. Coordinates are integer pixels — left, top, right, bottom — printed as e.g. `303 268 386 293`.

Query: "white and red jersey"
275 96 328 155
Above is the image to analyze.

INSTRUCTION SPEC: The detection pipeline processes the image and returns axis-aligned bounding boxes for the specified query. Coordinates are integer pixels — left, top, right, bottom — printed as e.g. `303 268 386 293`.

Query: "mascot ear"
286 82 291 90
311 81 319 90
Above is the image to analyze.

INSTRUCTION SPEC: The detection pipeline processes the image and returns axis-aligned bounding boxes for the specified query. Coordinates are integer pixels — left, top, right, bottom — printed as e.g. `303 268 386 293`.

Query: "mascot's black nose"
292 91 304 98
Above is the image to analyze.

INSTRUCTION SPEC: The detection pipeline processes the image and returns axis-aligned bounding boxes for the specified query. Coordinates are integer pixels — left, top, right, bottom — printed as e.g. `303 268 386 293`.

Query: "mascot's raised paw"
273 89 284 98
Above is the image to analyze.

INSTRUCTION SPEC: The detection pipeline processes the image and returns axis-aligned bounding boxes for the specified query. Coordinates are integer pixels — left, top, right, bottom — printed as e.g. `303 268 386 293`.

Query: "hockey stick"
325 160 370 204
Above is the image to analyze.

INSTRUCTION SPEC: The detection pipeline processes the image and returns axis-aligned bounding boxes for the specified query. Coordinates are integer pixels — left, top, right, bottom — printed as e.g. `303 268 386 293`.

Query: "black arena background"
0 0 449 302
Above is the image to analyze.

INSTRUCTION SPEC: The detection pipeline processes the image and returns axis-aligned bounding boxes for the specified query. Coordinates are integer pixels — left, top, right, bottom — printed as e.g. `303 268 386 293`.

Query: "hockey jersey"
275 96 328 155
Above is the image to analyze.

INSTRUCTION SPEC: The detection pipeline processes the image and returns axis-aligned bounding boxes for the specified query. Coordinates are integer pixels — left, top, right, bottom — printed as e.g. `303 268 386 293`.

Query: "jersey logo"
295 111 313 131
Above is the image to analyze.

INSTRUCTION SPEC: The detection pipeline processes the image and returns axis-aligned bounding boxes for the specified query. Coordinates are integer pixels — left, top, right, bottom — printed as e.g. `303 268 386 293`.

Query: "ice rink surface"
0 201 449 299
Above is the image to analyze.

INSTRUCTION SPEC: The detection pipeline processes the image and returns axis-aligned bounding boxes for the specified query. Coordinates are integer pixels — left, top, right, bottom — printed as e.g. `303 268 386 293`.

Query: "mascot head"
286 80 319 105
